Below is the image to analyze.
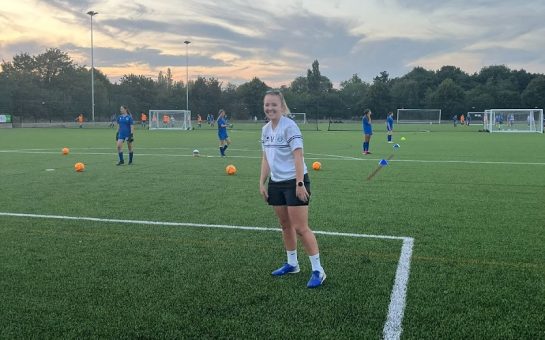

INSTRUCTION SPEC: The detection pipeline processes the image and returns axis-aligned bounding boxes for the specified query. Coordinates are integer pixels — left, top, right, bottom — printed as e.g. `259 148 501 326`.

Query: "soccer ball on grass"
226 164 237 175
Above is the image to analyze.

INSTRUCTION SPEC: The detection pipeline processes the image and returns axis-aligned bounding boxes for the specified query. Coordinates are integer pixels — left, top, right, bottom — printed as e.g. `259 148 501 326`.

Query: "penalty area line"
0 211 414 340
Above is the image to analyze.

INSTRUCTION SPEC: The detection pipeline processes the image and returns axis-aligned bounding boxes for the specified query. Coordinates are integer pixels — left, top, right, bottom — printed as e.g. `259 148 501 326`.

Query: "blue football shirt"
118 114 133 136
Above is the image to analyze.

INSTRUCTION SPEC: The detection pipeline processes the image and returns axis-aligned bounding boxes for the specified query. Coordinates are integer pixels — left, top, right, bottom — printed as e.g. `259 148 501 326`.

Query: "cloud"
2 0 545 86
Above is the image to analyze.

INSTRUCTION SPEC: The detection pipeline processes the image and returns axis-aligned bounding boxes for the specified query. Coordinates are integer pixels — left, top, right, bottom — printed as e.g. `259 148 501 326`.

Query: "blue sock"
363 142 369 152
119 152 124 162
362 142 365 152
366 142 370 151
223 145 228 152
388 135 392 142
129 152 133 162
219 147 224 156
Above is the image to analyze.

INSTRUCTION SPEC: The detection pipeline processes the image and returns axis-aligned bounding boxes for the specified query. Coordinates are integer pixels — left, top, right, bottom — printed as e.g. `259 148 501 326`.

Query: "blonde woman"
259 90 326 288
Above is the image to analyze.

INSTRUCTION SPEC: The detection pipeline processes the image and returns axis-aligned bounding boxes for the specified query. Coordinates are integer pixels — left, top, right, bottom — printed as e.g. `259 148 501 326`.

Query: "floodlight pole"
87 10 98 122
184 40 191 111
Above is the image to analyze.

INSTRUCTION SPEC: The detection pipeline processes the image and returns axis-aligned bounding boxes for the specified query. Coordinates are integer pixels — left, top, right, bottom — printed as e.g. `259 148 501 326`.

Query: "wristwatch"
297 181 304 187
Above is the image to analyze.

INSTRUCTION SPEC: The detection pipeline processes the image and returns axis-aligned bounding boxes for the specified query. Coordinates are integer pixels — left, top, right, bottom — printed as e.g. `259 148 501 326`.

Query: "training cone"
379 159 389 167
400 137 406 141
393 143 400 149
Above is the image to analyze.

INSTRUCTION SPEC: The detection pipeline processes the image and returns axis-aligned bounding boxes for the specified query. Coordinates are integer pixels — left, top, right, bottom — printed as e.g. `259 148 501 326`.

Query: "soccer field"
1 126 544 339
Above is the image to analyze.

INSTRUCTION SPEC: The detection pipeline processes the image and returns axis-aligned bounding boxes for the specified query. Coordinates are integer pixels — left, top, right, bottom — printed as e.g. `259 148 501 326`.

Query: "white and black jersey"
261 116 308 182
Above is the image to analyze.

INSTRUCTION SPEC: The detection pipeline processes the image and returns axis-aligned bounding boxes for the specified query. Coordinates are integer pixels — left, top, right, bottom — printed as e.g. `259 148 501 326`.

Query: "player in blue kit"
386 111 394 143
217 109 231 156
362 109 373 154
116 105 134 165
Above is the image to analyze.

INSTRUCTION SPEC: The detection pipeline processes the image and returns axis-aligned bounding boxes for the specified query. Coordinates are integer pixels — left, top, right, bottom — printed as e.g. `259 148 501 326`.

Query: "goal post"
149 110 192 130
287 112 307 124
487 109 543 133
396 109 442 124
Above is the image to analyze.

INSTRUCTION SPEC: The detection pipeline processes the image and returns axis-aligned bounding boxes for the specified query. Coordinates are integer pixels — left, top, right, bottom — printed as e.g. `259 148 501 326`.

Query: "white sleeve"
285 122 303 152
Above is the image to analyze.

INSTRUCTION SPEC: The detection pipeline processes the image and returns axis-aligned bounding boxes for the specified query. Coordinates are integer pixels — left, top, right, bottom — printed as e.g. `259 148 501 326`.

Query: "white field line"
0 211 413 340
1 148 545 165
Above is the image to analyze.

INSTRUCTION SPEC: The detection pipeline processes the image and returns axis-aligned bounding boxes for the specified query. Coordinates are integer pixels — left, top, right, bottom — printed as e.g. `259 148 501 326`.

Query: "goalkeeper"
116 105 135 165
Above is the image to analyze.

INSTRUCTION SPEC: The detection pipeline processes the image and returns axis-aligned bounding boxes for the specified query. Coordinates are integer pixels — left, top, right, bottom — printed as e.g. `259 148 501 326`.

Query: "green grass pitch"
1 125 544 338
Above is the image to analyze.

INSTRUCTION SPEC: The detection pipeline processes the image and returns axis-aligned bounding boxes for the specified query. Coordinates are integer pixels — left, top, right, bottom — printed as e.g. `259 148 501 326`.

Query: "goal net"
396 109 442 124
487 109 543 133
287 112 307 124
149 110 192 130
466 112 484 125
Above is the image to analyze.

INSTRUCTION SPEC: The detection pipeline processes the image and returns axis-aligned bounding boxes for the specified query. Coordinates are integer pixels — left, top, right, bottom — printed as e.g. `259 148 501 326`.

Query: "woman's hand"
296 185 309 202
259 183 268 202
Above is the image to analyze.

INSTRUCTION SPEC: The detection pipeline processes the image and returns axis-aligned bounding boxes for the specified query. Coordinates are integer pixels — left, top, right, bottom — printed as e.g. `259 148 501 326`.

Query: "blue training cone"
379 159 389 167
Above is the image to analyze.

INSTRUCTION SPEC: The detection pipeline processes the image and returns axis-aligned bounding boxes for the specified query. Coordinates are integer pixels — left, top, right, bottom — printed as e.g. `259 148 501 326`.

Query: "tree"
34 48 74 85
390 79 420 110
521 76 545 109
236 77 269 119
339 74 368 118
117 74 158 113
426 78 465 115
363 72 391 118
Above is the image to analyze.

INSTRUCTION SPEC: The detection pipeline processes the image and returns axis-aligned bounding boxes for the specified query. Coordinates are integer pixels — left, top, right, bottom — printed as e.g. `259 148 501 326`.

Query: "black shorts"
267 174 310 206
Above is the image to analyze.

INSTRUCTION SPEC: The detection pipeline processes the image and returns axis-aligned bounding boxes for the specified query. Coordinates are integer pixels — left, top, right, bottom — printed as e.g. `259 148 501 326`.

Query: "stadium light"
87 10 98 122
184 40 191 111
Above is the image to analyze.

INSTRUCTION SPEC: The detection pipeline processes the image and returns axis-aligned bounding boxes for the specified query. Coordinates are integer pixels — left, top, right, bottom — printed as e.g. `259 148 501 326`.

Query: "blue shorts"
218 132 228 140
118 133 131 141
364 129 373 136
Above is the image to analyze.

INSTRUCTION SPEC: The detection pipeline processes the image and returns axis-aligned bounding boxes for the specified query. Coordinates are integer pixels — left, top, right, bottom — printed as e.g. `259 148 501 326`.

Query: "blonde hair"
265 90 291 115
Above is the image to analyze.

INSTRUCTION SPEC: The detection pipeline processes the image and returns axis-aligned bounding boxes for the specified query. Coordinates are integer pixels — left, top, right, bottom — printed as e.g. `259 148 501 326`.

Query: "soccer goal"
487 109 543 133
396 109 442 124
287 112 307 124
149 110 192 130
466 112 485 125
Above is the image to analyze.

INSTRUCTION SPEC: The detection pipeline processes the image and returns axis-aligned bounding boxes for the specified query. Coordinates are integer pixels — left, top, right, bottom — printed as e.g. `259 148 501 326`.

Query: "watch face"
297 181 304 187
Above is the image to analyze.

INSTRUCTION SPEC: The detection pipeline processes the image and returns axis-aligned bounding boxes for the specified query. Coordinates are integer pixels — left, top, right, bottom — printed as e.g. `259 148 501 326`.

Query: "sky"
1 0 545 87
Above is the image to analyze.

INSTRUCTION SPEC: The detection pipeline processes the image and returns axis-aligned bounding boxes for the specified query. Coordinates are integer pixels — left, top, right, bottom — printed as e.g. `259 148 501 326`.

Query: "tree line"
1 48 544 121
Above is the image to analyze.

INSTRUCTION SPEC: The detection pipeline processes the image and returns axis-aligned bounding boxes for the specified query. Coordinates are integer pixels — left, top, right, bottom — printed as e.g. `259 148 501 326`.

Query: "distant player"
151 113 157 128
109 113 116 128
197 114 202 128
75 114 84 128
362 109 373 154
140 112 147 128
452 114 458 127
386 111 394 143
466 113 472 126
460 114 465 126
508 113 515 127
162 114 170 128
116 105 134 165
497 114 504 130
217 109 231 156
